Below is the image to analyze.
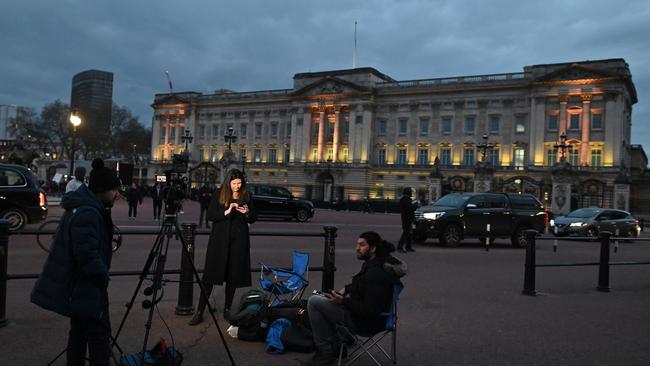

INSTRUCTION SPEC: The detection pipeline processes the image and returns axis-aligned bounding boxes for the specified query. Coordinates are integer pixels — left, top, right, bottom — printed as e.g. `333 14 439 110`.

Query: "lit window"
568 146 579 165
590 148 602 167
269 149 277 163
514 147 525 169
489 148 500 166
378 149 386 165
515 115 526 133
396 149 407 165
463 148 475 166
440 147 451 166
418 149 429 165
254 149 261 162
547 148 558 165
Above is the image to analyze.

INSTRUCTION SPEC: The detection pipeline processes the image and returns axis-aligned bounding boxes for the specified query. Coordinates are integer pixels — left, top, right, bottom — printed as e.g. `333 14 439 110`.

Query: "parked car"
247 183 314 222
0 163 48 230
412 192 547 247
549 208 640 238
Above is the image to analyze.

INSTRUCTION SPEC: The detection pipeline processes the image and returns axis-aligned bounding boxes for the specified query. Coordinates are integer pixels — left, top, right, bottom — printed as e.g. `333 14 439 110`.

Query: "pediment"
535 64 614 83
153 93 193 107
292 76 369 97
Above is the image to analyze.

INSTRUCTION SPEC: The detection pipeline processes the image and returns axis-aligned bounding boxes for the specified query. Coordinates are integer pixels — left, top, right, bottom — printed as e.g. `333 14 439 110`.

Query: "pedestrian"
126 182 140 220
397 187 417 253
31 158 120 366
198 184 213 228
152 182 164 220
299 231 405 366
65 166 86 193
189 169 257 325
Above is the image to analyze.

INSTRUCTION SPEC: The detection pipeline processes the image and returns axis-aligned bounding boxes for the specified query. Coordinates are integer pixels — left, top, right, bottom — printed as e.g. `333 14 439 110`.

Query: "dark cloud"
1 0 648 148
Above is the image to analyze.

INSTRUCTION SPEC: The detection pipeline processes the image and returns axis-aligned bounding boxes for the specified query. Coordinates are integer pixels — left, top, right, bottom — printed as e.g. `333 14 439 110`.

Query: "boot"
189 286 212 326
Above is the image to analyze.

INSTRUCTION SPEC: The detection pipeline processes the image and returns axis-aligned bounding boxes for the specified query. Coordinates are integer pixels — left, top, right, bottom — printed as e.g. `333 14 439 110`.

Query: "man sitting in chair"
299 231 406 366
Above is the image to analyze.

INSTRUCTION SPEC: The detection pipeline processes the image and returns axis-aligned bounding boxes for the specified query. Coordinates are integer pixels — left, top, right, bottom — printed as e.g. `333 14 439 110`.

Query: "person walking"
31 158 120 366
397 187 417 253
126 182 141 220
198 184 213 228
189 169 256 325
151 182 164 221
65 166 86 193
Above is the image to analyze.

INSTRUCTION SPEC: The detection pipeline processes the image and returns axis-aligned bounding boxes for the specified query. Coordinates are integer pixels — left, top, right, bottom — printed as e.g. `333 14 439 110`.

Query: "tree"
10 101 73 160
109 104 152 159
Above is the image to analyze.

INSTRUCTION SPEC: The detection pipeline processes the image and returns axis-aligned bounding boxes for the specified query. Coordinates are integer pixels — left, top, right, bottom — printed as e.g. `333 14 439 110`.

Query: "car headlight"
549 219 555 227
423 212 445 220
569 222 585 227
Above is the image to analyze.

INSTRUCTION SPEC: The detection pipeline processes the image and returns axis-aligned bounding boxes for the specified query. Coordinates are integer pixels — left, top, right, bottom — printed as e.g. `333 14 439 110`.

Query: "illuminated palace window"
418 148 429 165
440 147 451 166
513 147 525 169
378 149 386 164
546 147 558 165
515 115 526 133
376 184 384 198
311 148 318 161
327 148 333 161
269 149 277 163
463 147 475 166
489 147 500 166
253 149 261 163
568 146 580 165
396 148 407 165
591 148 602 167
284 149 290 163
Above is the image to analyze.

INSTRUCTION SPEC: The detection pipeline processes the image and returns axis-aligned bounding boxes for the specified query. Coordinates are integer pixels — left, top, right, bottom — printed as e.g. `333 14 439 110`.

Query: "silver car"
550 208 640 238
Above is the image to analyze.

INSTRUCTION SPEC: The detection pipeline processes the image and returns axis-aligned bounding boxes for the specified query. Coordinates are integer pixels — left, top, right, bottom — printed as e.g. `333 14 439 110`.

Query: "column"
333 110 340 162
152 114 161 161
317 111 325 162
164 115 170 160
360 104 373 163
559 95 569 137
580 95 592 165
301 109 311 162
348 107 357 163
289 110 298 163
531 96 546 166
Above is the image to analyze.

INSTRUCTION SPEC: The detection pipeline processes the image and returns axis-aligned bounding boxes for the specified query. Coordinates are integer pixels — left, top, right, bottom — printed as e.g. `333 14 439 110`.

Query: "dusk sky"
2 0 648 152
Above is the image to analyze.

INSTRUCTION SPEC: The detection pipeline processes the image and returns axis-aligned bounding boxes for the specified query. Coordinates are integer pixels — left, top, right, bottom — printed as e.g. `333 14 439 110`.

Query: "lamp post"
241 154 247 178
554 133 570 163
224 126 237 151
477 133 494 163
68 112 82 180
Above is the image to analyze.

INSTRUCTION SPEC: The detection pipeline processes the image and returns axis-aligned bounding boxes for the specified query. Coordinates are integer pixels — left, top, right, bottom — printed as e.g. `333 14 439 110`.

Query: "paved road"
3 198 650 365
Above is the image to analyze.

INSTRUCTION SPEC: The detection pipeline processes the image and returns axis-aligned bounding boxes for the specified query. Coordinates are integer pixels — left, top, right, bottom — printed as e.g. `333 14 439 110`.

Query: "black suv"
0 163 48 230
247 184 314 222
412 192 547 247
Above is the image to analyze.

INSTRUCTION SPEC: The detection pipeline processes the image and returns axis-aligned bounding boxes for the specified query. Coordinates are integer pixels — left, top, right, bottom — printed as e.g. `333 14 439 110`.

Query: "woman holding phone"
189 169 256 325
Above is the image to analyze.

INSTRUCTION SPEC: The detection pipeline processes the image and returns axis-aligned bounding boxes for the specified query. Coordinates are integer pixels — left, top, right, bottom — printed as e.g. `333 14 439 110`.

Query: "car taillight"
39 192 46 207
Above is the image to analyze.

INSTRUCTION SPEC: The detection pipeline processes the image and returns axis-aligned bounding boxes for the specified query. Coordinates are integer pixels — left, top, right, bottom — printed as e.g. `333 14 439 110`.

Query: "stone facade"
149 59 639 214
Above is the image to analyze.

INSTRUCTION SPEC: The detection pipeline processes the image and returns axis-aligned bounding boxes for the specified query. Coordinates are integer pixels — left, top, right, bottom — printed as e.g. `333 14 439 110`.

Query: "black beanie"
88 158 121 194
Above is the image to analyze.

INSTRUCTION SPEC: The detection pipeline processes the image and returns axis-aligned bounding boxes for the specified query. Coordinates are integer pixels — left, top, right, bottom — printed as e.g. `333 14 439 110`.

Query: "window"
0 169 25 187
199 147 205 161
240 148 247 160
212 124 219 139
515 115 526 133
465 117 475 134
547 147 558 165
442 117 452 134
342 148 348 162
396 149 407 165
211 148 218 162
327 148 333 161
592 113 603 129
489 116 500 134
378 149 386 165
569 114 580 130
327 122 335 142
419 119 429 136
463 148 474 166
568 146 579 165
418 148 429 165
240 123 247 138
159 124 165 143
398 119 407 136
253 149 261 163
286 122 292 137
255 123 262 137
271 122 278 137
284 149 290 163
590 148 602 167
198 125 206 138
343 121 350 140
489 148 500 166
376 185 384 198
514 147 525 169
440 147 451 166
170 126 176 141
269 149 277 163
378 119 387 136
548 115 558 130
311 148 318 162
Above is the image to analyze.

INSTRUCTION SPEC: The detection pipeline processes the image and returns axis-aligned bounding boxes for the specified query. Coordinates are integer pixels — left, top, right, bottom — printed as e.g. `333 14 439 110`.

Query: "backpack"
119 338 183 366
228 289 271 341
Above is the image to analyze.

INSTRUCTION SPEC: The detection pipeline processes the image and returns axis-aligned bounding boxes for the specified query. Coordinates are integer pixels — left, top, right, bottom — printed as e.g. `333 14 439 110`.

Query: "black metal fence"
522 230 650 295
0 220 338 328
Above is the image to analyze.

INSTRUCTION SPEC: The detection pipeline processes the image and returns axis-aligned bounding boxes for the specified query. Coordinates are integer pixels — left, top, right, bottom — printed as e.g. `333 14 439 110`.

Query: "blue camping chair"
336 284 403 366
259 251 309 304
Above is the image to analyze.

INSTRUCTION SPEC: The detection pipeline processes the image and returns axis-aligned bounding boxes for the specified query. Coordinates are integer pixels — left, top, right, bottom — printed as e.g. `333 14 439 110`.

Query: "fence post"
0 220 8 327
176 223 197 315
322 226 338 292
522 229 538 296
597 231 612 292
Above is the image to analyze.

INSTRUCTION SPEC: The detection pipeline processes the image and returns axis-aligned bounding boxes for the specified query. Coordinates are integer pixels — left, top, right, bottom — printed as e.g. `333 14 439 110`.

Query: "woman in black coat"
189 169 256 325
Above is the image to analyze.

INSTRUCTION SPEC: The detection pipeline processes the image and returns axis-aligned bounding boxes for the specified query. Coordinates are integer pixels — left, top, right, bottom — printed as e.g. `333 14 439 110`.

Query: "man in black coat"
397 187 418 253
31 158 120 366
300 231 404 366
198 184 213 228
151 182 165 220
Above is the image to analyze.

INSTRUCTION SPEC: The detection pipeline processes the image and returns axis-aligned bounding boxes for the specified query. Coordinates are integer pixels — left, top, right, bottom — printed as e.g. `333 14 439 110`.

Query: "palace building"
149 58 640 215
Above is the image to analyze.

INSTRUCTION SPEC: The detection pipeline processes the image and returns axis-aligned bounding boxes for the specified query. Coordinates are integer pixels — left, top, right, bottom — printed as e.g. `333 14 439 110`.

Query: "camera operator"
31 158 120 366
152 181 164 221
189 169 257 325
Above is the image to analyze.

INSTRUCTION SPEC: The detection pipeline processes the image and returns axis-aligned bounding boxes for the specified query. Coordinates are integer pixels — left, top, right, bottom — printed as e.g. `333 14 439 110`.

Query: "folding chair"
259 250 309 305
336 284 403 366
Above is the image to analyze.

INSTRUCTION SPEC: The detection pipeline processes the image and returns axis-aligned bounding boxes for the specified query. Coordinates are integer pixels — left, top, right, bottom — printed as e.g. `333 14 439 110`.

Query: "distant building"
150 59 642 215
0 105 21 141
70 69 113 154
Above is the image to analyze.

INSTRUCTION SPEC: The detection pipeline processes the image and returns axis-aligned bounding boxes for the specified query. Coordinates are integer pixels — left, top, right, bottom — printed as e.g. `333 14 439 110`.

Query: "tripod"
112 207 236 366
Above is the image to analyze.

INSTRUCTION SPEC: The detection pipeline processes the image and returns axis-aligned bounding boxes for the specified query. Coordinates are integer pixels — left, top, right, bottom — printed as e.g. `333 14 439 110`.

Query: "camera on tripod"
162 153 190 216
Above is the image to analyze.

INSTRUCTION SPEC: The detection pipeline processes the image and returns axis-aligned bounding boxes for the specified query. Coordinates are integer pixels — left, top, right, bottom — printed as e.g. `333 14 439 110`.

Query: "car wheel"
296 209 310 222
412 232 427 244
511 226 530 248
1 208 27 231
585 227 598 238
440 224 461 247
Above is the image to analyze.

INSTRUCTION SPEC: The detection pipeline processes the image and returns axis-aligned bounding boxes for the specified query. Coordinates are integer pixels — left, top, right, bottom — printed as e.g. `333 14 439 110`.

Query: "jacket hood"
383 255 408 278
61 184 104 212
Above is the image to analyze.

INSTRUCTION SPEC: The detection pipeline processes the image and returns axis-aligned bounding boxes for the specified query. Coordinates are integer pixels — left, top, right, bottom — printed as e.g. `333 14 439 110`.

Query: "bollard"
597 231 612 292
522 229 538 296
485 224 491 252
176 223 197 315
0 220 9 327
614 228 619 253
322 226 338 292
553 226 558 252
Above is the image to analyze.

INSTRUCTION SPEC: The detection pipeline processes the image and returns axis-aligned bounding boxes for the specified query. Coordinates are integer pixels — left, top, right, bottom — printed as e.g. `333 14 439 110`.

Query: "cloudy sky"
2 0 649 149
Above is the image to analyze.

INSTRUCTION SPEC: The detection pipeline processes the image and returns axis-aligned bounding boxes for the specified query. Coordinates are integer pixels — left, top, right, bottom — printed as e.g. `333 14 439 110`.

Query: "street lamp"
224 126 237 151
554 133 570 163
69 111 82 180
477 133 494 163
241 154 247 177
